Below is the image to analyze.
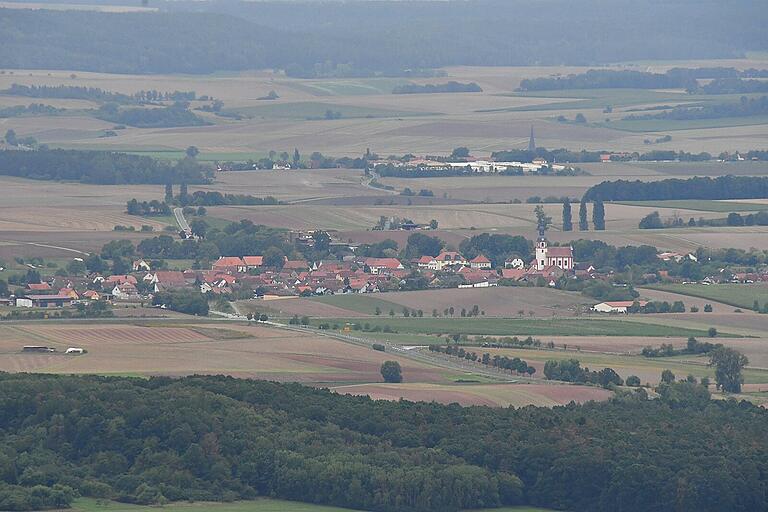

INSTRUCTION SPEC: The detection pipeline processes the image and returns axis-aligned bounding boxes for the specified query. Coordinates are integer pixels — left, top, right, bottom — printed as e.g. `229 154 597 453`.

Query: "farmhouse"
242 256 264 269
592 300 649 314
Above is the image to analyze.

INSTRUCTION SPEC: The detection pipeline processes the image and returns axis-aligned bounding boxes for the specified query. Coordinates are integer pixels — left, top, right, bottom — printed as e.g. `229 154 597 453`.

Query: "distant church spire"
528 125 536 152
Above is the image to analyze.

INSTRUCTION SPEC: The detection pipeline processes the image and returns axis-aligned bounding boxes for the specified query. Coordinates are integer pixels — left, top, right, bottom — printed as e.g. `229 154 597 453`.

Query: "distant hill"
0 0 766 76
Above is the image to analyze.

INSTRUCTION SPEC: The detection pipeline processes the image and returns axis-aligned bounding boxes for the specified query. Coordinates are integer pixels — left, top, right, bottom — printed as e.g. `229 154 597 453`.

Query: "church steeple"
528 125 536 153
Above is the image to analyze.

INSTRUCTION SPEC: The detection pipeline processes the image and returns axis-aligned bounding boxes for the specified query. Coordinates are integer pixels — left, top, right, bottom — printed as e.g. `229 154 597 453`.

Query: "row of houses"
370 157 572 174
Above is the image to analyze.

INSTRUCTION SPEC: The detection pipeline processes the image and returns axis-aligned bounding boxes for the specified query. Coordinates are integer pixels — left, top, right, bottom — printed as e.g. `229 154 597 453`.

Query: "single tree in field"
185 146 199 158
578 199 589 231
293 148 301 168
661 369 675 384
534 205 552 234
709 347 748 393
562 198 573 231
164 183 173 203
381 361 403 383
593 200 606 230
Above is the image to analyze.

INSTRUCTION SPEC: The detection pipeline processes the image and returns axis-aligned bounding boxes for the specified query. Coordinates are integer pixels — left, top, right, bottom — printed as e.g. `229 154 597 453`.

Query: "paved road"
173 207 191 232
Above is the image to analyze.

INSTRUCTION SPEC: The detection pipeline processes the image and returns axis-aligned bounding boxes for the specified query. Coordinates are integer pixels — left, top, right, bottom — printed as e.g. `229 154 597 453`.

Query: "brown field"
0 322 444 384
332 382 611 407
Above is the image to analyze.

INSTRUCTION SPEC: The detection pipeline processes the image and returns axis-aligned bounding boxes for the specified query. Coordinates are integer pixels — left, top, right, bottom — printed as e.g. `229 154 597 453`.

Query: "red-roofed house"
242 256 263 269
363 257 404 274
26 282 52 292
212 257 246 273
283 260 309 271
469 254 492 269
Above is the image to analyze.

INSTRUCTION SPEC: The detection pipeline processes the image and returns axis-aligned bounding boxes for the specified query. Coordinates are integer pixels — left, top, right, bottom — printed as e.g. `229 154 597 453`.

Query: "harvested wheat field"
0 322 443 384
332 382 611 407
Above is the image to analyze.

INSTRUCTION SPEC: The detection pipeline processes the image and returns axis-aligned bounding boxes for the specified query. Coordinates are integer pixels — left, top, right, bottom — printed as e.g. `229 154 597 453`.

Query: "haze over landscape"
0 1 767 511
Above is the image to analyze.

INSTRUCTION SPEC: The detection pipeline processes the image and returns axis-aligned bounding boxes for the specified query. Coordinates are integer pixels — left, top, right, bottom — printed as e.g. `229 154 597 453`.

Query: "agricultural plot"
478 346 768 386
312 287 590 318
0 322 443 384
332 382 611 407
307 317 726 337
643 283 768 310
221 101 433 121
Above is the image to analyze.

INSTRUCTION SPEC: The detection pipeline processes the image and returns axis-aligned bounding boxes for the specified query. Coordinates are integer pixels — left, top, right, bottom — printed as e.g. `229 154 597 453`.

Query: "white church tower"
535 236 547 271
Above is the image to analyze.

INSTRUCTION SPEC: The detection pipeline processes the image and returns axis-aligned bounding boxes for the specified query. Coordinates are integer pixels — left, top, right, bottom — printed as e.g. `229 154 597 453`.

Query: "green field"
602 114 768 132
70 498 361 512
616 199 768 212
644 284 768 310
71 498 555 512
311 294 406 315
481 347 768 385
221 102 434 120
310 317 730 337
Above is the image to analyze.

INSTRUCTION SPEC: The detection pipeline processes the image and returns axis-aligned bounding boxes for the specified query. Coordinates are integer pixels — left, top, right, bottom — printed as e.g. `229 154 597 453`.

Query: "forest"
0 373 765 511
0 149 211 185
583 176 768 202
0 1 765 75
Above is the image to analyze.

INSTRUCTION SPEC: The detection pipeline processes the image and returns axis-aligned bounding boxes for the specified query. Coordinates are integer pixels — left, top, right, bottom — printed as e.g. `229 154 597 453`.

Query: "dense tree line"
519 69 696 91
0 103 61 118
518 67 768 92
184 191 281 206
695 78 768 94
429 345 536 376
583 176 768 202
0 149 210 185
0 1 766 75
95 103 210 128
624 95 768 122
1 373 765 511
392 82 482 94
642 336 721 358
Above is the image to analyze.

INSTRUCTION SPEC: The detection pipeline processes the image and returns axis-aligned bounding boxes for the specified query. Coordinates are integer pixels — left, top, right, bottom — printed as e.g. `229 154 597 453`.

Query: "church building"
534 236 574 271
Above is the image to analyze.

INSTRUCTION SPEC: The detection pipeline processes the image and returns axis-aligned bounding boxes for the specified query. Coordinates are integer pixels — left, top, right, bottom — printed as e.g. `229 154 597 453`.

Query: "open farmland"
0 322 444 384
306 317 728 338
332 382 610 407
311 287 591 318
3 58 768 157
643 283 768 310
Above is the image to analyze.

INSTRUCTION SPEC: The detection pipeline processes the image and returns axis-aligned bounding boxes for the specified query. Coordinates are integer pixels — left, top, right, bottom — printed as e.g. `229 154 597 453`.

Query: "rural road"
173 207 190 232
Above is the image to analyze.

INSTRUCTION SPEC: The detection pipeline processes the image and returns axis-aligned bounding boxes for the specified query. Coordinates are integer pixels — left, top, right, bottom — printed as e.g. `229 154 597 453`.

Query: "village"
5 226 768 317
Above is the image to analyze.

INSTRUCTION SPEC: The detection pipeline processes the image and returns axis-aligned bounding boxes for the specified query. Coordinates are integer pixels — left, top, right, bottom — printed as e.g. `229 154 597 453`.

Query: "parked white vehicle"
65 348 85 355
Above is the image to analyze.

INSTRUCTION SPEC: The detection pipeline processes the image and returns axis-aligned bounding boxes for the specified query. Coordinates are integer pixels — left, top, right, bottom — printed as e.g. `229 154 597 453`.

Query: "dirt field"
0 322 443 384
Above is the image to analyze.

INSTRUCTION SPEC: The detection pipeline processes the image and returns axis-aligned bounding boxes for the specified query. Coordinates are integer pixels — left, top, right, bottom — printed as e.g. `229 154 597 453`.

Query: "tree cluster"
543 359 624 388
0 149 210 185
584 176 768 202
